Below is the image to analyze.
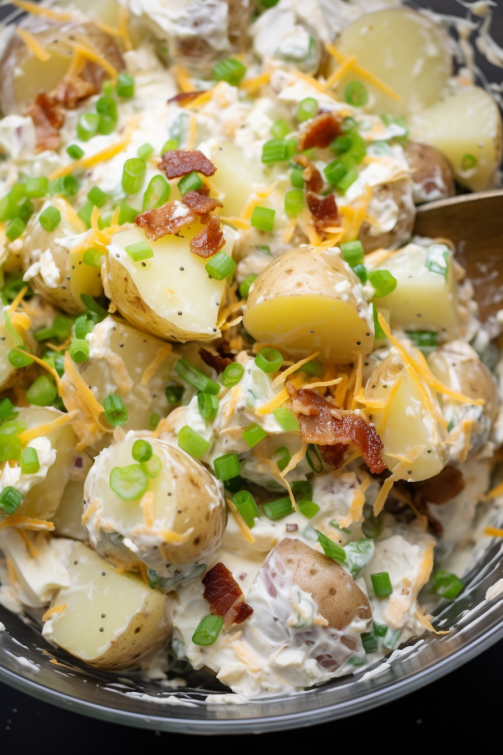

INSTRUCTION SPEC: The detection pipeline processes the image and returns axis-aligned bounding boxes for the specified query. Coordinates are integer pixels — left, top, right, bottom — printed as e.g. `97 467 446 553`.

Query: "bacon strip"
167 91 201 106
135 201 197 241
158 149 216 179
286 384 386 474
199 348 232 374
26 92 65 152
294 155 323 193
203 562 253 629
190 215 225 258
182 190 223 223
306 192 339 229
318 443 348 469
52 75 96 109
298 113 342 151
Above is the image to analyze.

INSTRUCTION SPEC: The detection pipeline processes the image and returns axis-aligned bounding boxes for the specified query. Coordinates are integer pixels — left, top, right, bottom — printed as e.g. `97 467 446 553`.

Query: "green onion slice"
205 252 236 281
273 406 299 432
143 175 171 211
122 158 147 195
142 454 162 479
103 395 128 427
175 359 220 394
255 347 282 373
214 452 240 481
233 489 259 529
242 422 267 449
263 496 294 520
221 362 244 388
306 443 323 473
132 439 153 463
109 464 148 501
370 571 393 596
198 391 219 421
213 57 247 86
297 97 318 122
316 530 346 562
25 376 57 407
178 425 210 459
0 485 23 515
251 206 275 232
192 614 224 646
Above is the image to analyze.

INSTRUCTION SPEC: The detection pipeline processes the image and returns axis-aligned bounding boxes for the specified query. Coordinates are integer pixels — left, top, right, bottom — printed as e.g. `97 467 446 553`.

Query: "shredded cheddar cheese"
12 1 73 21
325 43 402 102
19 528 39 559
227 498 255 544
160 527 194 544
485 526 503 538
42 604 67 623
239 73 271 93
18 409 80 445
376 371 404 434
484 481 503 500
10 348 63 394
68 42 118 80
0 516 54 532
64 351 105 422
273 352 320 387
16 28 49 61
280 442 307 478
323 54 357 90
82 498 100 525
173 65 194 93
340 475 371 528
140 344 173 386
415 609 450 635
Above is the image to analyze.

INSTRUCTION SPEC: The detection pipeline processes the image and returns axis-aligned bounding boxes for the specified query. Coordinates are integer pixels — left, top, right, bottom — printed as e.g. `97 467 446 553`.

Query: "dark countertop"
1 637 501 747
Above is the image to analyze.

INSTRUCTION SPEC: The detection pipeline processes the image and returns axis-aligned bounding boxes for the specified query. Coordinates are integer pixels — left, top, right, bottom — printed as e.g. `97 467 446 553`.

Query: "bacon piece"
26 92 65 152
158 149 216 179
318 443 348 469
182 191 223 223
409 465 465 505
286 384 386 474
203 562 253 629
306 192 339 229
199 347 232 374
298 112 342 151
190 214 225 258
52 75 95 109
135 201 198 241
294 155 323 193
167 91 201 106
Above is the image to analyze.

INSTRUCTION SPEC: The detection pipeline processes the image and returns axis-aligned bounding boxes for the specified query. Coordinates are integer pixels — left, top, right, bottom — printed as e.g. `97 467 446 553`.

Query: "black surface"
1 637 502 748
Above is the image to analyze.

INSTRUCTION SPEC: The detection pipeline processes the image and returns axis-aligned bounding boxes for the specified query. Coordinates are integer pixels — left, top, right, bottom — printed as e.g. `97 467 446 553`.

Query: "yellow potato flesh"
410 86 503 191
0 315 21 389
13 45 72 109
336 8 451 117
374 244 459 341
210 142 268 218
244 293 372 364
69 246 103 305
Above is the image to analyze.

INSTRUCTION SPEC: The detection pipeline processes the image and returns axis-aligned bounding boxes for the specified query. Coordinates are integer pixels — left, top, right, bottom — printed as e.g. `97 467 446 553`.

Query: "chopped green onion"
39 206 61 232
0 420 26 436
242 422 267 448
67 144 84 160
361 631 378 654
344 538 375 579
271 119 291 139
341 240 364 267
239 274 257 299
132 439 153 463
20 447 40 475
117 71 135 98
0 398 16 422
6 218 26 240
431 570 464 600
224 474 244 493
137 142 154 160
426 244 449 278
74 315 89 340
257 244 272 256
148 413 160 431
87 186 108 208
324 159 347 186
346 131 367 164
125 241 154 262
8 347 33 368
192 614 224 646
97 113 117 136
348 656 366 667
178 171 203 196
103 395 129 427
68 339 89 363
295 359 323 377
25 177 48 198
263 496 294 520
461 153 477 171
255 347 282 373
77 113 100 141
290 168 305 189
373 621 388 637
142 175 170 211
251 206 275 232
26 376 57 407
262 139 289 164
81 294 108 323
205 252 236 281
233 490 259 528
49 175 79 197
165 385 184 404
122 158 146 195
273 406 299 432
83 248 103 269
297 97 318 122
0 435 22 462
381 114 408 141
344 81 368 107
306 443 323 473
260 0 280 7
221 362 244 389
175 359 220 394
213 57 247 86
273 446 291 472
298 500 320 519
77 202 94 229
116 200 138 225
383 627 401 650
285 138 297 158
353 263 367 284
373 305 385 340
178 425 210 459
16 198 33 224
36 315 74 343
291 480 312 501
109 464 148 500
147 568 162 589
198 391 219 421
405 330 439 351
96 95 118 119
142 453 162 478
316 530 346 562
330 135 352 154
368 270 397 298
160 138 179 154
4 310 22 346
214 452 240 480
284 189 304 217
337 168 358 193
371 571 393 596
0 486 23 515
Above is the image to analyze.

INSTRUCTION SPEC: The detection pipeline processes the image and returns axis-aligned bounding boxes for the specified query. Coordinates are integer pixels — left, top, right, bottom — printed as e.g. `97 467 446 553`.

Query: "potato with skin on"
332 8 452 118
22 205 102 314
83 435 226 581
358 179 415 253
47 542 172 670
365 350 448 482
410 86 503 192
243 245 374 363
372 243 460 341
209 142 269 219
52 452 93 541
106 225 235 342
403 142 455 205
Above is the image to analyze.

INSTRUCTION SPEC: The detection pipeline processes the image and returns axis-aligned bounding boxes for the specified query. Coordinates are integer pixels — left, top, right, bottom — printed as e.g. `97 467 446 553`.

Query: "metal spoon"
413 189 503 321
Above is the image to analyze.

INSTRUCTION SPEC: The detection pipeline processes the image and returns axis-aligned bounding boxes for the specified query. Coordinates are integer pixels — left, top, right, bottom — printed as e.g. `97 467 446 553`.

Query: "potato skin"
358 179 415 253
403 142 455 205
274 538 372 631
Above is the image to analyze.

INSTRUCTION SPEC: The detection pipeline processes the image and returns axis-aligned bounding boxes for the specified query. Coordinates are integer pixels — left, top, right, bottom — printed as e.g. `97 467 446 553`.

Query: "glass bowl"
1 0 503 734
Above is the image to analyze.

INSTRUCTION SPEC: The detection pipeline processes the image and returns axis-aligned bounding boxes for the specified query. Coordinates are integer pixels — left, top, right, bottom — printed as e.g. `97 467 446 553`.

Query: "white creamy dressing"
0 437 56 497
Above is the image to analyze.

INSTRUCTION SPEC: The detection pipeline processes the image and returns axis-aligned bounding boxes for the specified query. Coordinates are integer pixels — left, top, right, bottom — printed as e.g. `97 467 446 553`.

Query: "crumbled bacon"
294 155 323 193
286 384 386 474
298 112 342 151
25 92 65 152
52 75 96 109
135 201 197 241
306 192 339 229
318 443 348 469
190 215 225 258
202 562 253 628
167 91 201 106
182 191 223 223
199 347 232 374
409 465 465 505
158 149 216 179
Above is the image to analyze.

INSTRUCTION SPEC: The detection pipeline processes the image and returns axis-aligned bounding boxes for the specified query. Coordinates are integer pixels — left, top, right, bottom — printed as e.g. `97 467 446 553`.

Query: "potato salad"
0 0 502 700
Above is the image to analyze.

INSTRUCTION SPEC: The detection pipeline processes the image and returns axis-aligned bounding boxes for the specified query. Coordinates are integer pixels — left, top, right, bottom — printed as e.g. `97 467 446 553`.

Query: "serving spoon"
413 189 503 322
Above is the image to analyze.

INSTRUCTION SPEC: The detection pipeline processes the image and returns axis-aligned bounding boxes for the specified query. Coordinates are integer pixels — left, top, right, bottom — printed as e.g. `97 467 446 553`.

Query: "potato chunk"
47 543 171 669
334 8 451 117
243 245 374 363
410 86 503 191
210 142 269 219
106 225 235 342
